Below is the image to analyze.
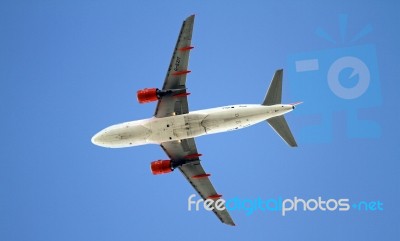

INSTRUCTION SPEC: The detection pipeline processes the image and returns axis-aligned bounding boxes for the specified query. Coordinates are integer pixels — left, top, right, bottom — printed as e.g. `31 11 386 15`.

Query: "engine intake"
151 160 172 175
137 88 159 104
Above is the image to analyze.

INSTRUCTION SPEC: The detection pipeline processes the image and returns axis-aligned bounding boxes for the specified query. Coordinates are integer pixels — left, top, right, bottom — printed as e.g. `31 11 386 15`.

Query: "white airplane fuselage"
91 104 294 148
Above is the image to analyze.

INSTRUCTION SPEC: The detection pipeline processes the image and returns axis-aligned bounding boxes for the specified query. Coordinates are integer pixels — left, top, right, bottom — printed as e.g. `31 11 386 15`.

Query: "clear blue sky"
1 1 399 240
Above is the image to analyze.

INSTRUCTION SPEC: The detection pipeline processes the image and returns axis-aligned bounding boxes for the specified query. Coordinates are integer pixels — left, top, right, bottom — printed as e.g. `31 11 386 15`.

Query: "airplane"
91 15 300 226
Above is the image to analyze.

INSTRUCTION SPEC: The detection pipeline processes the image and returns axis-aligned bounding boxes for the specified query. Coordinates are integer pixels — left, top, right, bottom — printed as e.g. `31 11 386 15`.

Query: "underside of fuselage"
91 104 294 148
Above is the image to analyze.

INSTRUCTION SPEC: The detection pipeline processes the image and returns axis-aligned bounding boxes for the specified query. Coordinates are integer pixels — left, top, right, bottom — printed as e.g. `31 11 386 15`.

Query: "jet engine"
137 88 159 104
137 88 188 104
151 160 173 175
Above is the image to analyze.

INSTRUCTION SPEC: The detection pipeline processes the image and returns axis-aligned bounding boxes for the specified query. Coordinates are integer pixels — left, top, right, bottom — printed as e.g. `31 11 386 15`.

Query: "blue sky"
1 0 399 240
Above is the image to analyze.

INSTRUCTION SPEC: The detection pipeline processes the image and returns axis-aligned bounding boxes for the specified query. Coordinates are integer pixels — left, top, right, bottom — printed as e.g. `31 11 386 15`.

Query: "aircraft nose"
91 128 116 147
91 124 151 148
91 131 106 146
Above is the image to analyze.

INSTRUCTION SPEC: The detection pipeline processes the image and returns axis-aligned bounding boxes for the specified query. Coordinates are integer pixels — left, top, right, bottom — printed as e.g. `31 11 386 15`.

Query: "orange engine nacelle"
137 88 159 104
151 160 172 175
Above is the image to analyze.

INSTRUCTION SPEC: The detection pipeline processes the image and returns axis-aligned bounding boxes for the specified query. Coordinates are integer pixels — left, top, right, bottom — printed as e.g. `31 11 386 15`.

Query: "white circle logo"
327 56 370 99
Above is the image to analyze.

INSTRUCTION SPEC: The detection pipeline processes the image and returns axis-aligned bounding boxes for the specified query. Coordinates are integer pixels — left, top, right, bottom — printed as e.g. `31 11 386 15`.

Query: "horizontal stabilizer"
267 116 297 147
262 69 283 106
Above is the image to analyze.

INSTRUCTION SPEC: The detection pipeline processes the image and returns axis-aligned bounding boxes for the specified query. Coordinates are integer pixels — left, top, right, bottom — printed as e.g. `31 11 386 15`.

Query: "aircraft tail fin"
262 69 283 106
262 69 298 147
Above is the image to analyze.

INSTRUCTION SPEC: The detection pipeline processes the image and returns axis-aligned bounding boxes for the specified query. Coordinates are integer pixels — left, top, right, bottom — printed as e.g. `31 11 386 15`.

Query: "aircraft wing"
155 15 195 118
157 15 234 226
161 139 236 226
